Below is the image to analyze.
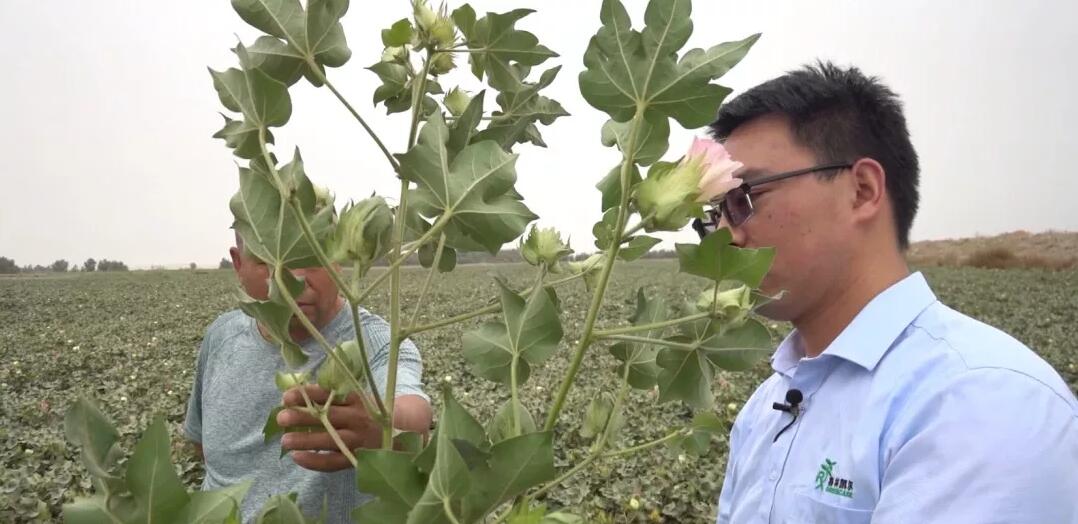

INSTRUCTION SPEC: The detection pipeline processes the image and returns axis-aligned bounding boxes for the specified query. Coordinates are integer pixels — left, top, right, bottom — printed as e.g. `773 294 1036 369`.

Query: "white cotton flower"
72 345 80 351
66 339 73 344
24 449 33 455
629 497 640 510
678 454 688 463
727 402 739 411
443 375 453 383
120 396 128 402
167 390 174 396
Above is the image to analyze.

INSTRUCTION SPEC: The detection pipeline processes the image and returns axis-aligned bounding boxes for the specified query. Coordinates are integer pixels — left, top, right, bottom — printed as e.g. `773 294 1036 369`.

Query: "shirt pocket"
794 491 873 524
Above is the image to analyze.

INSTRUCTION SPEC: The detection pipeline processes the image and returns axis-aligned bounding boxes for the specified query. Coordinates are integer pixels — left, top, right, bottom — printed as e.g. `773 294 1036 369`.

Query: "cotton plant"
63 0 776 522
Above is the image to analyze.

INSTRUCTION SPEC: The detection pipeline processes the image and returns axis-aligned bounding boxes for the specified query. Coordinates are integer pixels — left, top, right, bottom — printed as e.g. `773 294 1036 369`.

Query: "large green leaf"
486 398 537 444
657 318 771 408
242 36 306 87
671 412 724 456
608 289 668 389
579 0 758 128
596 162 642 212
697 318 772 371
382 18 413 46
210 43 292 129
255 493 309 524
675 228 775 287
408 391 475 524
229 150 335 270
446 90 487 156
618 235 661 262
213 114 275 160
592 208 620 251
231 0 351 86
125 417 191 522
414 390 488 474
172 481 253 524
460 431 556 521
462 281 563 385
237 288 307 368
369 62 409 105
64 397 123 484
600 112 670 166
63 497 115 524
473 67 568 150
398 113 537 253
655 333 714 410
452 6 558 91
354 450 426 517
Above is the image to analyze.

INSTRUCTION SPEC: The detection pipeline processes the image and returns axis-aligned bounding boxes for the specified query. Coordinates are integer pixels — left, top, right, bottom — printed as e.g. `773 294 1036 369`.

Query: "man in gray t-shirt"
184 236 431 522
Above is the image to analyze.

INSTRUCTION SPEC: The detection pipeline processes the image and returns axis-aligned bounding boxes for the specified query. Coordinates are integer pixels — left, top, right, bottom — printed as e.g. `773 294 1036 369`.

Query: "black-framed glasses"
691 162 853 238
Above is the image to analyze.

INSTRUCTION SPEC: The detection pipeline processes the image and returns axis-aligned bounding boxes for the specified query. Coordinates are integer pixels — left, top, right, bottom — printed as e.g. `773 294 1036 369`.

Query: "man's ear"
229 246 242 273
849 158 887 223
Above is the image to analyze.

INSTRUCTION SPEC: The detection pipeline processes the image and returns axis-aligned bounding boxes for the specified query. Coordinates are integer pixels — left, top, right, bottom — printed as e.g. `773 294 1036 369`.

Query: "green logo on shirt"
815 458 854 498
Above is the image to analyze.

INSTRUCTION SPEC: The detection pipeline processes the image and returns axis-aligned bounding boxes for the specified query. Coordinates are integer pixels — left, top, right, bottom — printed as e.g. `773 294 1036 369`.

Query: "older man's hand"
277 385 380 472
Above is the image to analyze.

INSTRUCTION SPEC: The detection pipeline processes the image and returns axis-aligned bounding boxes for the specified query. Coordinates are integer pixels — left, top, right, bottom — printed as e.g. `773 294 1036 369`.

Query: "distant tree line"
0 257 129 274
369 247 677 267
0 249 675 276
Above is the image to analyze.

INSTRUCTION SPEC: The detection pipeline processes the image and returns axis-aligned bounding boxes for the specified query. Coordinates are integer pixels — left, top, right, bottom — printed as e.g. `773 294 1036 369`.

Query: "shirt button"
768 470 779 481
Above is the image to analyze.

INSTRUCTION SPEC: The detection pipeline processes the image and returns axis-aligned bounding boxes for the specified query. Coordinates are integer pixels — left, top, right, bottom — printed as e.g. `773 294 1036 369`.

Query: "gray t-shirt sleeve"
361 310 428 401
184 317 223 443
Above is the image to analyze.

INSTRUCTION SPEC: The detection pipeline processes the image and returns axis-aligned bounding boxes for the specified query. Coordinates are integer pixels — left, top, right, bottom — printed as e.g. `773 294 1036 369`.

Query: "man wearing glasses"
706 63 1078 523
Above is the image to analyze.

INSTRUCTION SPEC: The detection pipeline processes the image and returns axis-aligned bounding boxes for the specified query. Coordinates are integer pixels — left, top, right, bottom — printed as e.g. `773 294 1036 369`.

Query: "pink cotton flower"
685 137 743 203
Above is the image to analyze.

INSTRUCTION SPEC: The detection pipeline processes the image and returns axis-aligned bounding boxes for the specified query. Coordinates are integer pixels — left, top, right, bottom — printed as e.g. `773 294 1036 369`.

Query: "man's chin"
754 292 795 322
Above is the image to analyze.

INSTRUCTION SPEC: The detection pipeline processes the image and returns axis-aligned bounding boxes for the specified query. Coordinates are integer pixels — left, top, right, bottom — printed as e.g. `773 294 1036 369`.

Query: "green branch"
383 52 435 449
347 296 387 420
401 271 584 337
307 62 399 173
599 334 699 351
407 233 447 329
271 268 384 426
543 108 646 431
592 312 710 338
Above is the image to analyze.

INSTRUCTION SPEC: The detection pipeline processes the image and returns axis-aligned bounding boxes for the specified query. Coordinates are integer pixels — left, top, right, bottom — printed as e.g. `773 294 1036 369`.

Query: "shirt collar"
771 272 938 376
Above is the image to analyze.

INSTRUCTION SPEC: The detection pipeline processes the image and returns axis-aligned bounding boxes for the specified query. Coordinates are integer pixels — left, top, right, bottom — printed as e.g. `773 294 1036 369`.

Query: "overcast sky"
2 0 1075 268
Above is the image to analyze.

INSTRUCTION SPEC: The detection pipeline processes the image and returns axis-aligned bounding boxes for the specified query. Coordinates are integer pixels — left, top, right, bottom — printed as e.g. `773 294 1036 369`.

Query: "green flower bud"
317 340 363 396
414 1 455 48
443 87 471 117
563 253 606 292
521 226 573 269
633 161 702 232
430 51 455 75
414 1 438 32
312 185 334 214
380 46 407 63
328 196 394 274
274 371 308 392
428 16 456 48
696 284 753 326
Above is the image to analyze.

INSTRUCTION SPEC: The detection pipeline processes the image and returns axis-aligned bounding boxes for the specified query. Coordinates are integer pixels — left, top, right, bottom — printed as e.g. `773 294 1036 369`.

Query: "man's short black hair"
709 61 919 249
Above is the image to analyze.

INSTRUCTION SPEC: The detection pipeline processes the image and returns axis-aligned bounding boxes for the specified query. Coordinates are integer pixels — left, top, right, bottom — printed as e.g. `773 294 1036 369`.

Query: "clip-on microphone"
772 389 803 442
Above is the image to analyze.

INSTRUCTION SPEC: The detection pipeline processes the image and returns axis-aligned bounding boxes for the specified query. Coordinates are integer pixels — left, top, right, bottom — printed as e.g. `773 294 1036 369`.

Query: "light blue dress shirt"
716 272 1078 524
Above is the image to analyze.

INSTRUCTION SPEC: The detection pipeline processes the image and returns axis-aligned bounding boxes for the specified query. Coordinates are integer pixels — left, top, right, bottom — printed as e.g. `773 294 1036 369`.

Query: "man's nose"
717 215 747 248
